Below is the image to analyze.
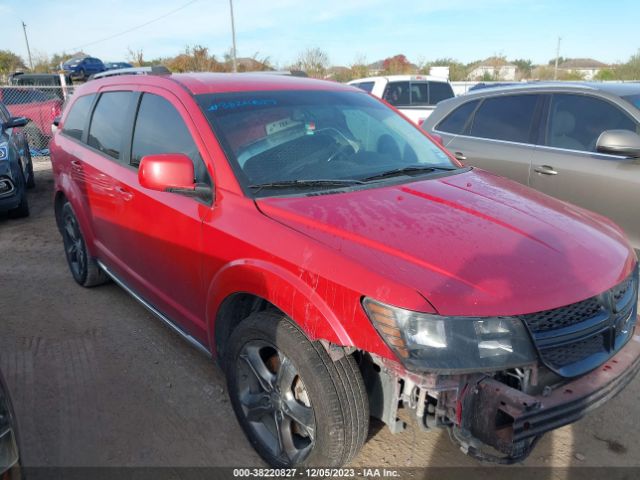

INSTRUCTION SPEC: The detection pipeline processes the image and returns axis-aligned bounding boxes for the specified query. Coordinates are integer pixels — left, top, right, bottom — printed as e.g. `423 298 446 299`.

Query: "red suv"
50 71 640 467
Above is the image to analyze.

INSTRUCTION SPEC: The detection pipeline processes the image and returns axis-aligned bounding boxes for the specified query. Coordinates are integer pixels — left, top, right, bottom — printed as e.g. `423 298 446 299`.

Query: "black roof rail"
90 65 171 80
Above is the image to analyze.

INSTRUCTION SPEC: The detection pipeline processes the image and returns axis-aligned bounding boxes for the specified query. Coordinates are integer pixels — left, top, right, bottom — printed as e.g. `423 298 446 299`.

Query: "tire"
59 201 109 287
225 311 369 467
24 122 47 150
8 191 29 218
26 151 35 189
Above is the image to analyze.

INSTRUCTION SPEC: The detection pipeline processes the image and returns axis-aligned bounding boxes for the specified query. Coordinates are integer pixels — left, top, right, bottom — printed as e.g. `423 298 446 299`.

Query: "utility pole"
554 36 561 80
22 21 33 70
229 0 237 72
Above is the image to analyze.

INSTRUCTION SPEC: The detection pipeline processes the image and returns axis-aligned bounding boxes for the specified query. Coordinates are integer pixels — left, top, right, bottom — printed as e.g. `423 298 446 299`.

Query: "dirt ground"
0 158 638 472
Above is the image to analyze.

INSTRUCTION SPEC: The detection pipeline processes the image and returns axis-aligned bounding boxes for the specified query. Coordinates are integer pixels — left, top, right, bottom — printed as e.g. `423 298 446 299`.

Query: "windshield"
197 90 457 196
623 94 640 111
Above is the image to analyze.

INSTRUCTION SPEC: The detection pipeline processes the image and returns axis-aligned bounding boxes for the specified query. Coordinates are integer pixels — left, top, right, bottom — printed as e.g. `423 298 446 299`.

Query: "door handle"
454 152 467 161
115 186 134 201
534 165 558 175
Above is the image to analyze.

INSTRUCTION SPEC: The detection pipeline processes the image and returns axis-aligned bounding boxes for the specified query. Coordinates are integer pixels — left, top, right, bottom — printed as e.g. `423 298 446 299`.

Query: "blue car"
0 102 33 218
104 61 133 71
61 56 105 80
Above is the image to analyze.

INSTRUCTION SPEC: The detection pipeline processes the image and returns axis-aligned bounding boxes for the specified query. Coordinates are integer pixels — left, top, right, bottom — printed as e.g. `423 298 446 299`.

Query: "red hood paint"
257 169 637 317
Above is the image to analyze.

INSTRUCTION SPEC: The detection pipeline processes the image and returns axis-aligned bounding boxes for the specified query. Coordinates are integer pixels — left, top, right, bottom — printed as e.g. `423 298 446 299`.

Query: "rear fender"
54 172 98 257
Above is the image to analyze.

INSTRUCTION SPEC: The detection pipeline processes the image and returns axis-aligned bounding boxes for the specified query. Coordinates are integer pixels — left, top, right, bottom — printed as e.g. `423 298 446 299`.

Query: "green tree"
594 68 617 81
0 50 26 76
618 50 640 80
423 58 468 81
512 58 533 79
350 54 369 79
292 47 330 78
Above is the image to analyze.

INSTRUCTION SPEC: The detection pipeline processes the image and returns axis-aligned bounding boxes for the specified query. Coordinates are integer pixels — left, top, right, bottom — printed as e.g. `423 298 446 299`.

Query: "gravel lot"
1 157 639 472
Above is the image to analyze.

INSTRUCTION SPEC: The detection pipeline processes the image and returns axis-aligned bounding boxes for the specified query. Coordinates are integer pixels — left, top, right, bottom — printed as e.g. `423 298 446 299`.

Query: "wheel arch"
53 184 98 257
207 259 354 361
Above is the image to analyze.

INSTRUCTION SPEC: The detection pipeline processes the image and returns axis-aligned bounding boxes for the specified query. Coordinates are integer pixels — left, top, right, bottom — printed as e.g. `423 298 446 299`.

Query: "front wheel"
225 312 369 467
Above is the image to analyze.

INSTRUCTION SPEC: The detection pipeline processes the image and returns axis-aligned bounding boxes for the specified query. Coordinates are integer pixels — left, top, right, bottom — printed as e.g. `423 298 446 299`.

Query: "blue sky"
2 0 639 67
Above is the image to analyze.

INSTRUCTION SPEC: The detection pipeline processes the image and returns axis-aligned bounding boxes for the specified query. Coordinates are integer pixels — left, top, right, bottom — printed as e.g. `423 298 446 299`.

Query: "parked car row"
60 56 132 80
421 82 640 251
47 70 639 468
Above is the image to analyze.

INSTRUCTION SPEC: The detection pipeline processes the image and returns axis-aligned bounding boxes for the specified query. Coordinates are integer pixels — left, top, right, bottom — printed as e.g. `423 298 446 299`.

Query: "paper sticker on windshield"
266 118 300 135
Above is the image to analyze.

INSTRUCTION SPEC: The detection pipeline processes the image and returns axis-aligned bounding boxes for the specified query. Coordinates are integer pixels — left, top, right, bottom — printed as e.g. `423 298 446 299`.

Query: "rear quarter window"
61 94 96 141
435 99 480 134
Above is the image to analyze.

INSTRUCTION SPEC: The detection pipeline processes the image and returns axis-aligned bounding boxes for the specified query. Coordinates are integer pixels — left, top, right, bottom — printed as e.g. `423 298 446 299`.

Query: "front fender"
206 259 354 355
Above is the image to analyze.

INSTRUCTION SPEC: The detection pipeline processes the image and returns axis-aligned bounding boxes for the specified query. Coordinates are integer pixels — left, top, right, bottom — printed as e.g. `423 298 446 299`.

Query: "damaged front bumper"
457 332 640 460
365 328 640 463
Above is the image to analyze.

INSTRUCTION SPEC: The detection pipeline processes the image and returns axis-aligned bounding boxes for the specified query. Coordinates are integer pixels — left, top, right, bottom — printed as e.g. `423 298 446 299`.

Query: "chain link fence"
0 85 75 156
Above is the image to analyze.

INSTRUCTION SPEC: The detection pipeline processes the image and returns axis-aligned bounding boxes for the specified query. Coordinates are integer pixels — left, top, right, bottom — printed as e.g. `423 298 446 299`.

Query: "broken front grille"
519 268 638 377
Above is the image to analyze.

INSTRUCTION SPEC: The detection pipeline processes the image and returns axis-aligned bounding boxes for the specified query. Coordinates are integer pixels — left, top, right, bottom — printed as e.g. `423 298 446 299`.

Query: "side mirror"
2 117 28 130
138 153 212 203
596 130 640 158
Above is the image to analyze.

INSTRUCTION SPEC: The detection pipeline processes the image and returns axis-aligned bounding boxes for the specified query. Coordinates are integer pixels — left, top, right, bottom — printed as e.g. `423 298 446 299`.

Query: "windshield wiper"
361 165 456 182
249 179 365 194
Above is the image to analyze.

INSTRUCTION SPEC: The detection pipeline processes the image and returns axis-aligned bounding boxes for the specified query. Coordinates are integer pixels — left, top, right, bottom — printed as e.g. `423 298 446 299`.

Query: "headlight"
0 142 8 161
362 298 537 373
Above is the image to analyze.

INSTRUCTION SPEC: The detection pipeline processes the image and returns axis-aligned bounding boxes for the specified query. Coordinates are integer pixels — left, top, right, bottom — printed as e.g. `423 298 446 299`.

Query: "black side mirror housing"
2 117 28 130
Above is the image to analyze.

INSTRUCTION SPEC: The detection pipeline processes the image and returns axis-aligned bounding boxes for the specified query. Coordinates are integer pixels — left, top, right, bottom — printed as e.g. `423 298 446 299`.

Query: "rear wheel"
225 312 369 467
60 201 109 287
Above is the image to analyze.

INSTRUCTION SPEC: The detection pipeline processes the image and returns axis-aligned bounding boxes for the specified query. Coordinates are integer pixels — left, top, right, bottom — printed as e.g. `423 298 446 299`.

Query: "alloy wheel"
236 340 316 464
62 210 86 280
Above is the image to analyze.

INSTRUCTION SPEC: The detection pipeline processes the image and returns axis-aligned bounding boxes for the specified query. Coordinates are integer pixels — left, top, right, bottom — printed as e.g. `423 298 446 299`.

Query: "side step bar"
97 261 212 358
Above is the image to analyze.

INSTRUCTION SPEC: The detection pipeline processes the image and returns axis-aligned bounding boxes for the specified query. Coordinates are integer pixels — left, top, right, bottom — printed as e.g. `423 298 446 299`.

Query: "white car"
348 75 454 124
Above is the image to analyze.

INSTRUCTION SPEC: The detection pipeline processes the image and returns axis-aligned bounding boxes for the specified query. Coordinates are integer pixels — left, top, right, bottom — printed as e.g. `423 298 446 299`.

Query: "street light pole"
229 0 238 72
22 21 33 70
554 36 561 80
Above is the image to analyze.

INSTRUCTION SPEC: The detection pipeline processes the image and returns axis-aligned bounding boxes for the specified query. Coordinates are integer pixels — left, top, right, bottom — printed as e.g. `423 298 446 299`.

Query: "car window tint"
410 83 429 106
436 99 480 134
88 92 134 160
383 81 410 106
428 82 454 105
546 94 638 152
470 94 539 143
131 93 210 184
62 94 96 141
354 81 374 93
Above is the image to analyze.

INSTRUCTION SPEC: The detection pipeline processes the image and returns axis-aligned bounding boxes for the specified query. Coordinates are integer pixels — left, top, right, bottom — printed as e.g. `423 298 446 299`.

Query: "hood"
256 169 636 317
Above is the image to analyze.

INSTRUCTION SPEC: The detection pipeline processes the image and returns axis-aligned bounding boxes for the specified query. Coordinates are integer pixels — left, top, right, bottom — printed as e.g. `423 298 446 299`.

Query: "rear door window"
428 81 454 105
62 94 96 141
545 93 638 152
436 99 480 134
87 91 135 160
131 93 210 184
469 94 540 143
